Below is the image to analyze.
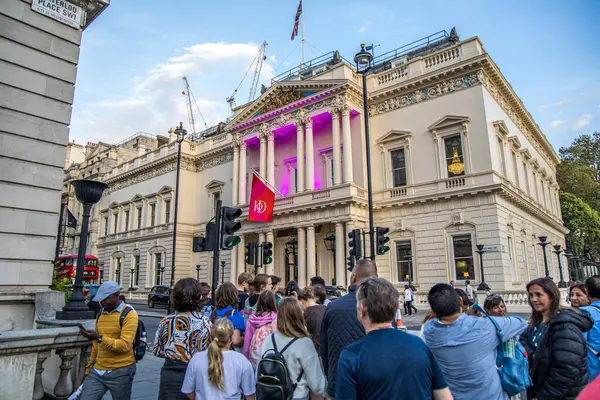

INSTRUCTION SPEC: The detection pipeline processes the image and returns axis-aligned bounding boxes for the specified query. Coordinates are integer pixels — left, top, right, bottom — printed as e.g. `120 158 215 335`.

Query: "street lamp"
129 267 135 291
354 44 376 260
196 265 201 281
552 245 566 288
170 122 187 288
57 179 108 320
324 233 337 285
538 236 550 278
476 244 487 290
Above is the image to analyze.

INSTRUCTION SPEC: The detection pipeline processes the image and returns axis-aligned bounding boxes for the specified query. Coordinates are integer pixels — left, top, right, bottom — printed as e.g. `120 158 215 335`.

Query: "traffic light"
348 228 362 259
376 227 391 255
221 206 242 249
347 255 355 271
192 236 206 252
244 243 255 265
204 222 217 251
263 242 273 264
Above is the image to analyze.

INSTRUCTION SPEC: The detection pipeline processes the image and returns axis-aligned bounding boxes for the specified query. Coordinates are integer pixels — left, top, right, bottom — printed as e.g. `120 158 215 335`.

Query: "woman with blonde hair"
181 318 255 400
259 297 327 400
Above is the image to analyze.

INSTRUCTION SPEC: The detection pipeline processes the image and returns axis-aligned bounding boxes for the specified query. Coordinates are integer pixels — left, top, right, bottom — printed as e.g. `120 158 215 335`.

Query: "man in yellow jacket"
79 281 138 400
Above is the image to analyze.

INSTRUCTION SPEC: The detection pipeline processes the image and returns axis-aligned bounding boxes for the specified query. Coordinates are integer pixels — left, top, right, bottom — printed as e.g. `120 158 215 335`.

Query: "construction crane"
182 76 208 136
226 41 268 114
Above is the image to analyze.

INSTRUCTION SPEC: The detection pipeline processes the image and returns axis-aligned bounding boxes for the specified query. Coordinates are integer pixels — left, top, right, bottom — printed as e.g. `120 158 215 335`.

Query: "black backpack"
256 334 303 400
119 306 147 361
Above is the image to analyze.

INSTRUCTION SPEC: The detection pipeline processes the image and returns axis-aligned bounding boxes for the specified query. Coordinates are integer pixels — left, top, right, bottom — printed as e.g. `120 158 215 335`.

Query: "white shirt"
465 284 474 299
181 350 255 400
404 289 413 302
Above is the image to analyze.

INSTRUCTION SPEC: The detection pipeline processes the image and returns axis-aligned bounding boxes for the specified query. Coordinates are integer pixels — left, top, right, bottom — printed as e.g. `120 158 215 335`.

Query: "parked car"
325 285 347 301
148 285 171 308
85 284 102 316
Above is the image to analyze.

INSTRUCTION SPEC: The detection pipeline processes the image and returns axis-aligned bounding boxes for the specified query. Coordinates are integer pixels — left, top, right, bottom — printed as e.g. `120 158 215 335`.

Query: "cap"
92 281 120 302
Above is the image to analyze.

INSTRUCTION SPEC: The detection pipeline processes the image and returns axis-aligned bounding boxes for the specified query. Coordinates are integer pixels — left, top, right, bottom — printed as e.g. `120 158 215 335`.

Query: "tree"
559 131 600 181
560 192 600 257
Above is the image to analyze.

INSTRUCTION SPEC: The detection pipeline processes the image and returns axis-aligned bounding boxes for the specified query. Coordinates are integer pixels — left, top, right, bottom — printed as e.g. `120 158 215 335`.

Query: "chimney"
169 127 176 142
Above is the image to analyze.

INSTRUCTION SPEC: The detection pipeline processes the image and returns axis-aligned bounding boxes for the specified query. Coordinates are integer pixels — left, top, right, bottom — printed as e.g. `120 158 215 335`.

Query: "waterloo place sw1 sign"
31 0 84 29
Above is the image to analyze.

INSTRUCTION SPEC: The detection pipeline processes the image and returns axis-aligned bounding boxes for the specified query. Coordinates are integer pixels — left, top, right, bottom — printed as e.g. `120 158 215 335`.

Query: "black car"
148 285 171 308
325 285 347 300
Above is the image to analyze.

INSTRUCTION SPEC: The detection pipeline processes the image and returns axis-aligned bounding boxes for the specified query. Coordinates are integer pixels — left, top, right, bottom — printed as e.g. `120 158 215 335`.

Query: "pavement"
102 354 163 400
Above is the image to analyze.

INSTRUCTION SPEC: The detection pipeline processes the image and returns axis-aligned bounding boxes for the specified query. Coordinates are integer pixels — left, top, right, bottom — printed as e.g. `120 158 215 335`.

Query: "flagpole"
251 168 285 197
301 0 305 71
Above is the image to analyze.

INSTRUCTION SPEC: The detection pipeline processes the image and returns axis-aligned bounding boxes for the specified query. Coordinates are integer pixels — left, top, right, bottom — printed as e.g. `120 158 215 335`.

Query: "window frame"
164 199 171 224
450 233 475 281
136 206 143 230
134 254 140 286
150 203 156 227
443 134 466 178
124 209 130 232
390 148 408 188
112 212 118 235
429 116 471 180
394 239 414 283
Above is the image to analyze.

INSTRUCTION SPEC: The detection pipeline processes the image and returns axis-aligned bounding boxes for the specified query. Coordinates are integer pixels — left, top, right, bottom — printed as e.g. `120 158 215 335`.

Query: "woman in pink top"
242 290 277 369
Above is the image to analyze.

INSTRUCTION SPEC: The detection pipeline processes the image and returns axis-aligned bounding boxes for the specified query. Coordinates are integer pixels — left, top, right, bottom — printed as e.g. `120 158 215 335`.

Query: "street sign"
483 245 500 252
31 0 84 29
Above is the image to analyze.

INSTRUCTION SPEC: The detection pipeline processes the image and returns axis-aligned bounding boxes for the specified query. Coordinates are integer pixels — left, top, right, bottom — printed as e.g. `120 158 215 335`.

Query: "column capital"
296 108 312 127
267 131 275 141
232 135 243 149
330 108 341 120
306 224 315 231
240 140 247 151
260 124 270 141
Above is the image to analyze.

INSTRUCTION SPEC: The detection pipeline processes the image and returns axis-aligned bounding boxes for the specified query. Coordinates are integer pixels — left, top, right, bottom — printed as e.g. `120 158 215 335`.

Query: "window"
533 173 540 201
104 216 108 236
212 192 221 217
497 138 506 176
150 203 156 227
511 151 519 186
521 241 529 280
115 257 122 285
523 162 530 195
330 159 335 187
155 253 162 285
112 213 118 234
508 236 517 282
165 200 171 224
124 210 130 232
136 206 142 229
395 241 413 282
452 234 474 280
444 135 465 177
134 255 140 286
390 149 407 187
294 168 299 193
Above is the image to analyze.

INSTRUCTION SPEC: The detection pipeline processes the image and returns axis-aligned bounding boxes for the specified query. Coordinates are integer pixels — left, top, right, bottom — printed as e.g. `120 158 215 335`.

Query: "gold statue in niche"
261 87 304 114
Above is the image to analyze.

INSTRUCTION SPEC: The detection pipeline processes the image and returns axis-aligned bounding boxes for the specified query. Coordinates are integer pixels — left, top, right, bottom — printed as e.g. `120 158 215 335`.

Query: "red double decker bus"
55 254 100 282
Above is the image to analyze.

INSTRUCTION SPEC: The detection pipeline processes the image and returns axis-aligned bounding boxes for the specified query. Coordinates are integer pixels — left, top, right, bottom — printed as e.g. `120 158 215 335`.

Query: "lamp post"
354 44 376 260
57 179 107 320
221 260 226 285
324 233 336 285
196 265 201 281
170 122 187 288
552 245 566 288
129 268 135 291
476 244 487 290
538 236 550 278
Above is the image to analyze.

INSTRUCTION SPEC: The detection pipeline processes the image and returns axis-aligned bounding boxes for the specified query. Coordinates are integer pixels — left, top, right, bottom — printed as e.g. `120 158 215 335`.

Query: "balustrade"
312 189 331 200
390 187 407 198
445 177 466 189
424 47 460 68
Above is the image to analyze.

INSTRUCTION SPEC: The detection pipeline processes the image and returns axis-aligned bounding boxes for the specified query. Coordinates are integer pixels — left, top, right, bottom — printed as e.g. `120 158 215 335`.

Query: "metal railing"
271 51 352 84
372 30 449 65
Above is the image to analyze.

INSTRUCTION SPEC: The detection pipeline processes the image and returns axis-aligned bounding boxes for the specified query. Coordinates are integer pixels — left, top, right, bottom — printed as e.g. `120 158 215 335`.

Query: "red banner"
248 173 275 222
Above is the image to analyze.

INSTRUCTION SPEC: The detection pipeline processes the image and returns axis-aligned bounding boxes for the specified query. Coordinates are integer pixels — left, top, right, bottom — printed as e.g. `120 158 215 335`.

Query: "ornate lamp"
538 236 550 278
447 147 465 176
552 245 566 288
476 244 487 290
324 233 336 252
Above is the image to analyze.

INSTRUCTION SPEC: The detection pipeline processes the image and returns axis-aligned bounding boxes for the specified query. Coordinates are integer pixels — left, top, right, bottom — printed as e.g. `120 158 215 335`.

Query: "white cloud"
357 20 371 33
538 98 572 112
70 42 276 144
573 114 593 130
549 120 566 129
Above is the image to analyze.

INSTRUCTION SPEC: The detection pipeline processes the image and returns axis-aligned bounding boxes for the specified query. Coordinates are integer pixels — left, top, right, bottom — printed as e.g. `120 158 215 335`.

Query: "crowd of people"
77 262 600 400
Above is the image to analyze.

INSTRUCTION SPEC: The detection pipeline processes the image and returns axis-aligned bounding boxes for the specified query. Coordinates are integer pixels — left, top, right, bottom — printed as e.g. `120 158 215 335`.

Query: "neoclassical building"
76 30 567 294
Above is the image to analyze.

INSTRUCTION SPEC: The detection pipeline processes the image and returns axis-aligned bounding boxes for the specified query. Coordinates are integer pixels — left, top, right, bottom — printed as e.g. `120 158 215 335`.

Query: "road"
126 299 168 345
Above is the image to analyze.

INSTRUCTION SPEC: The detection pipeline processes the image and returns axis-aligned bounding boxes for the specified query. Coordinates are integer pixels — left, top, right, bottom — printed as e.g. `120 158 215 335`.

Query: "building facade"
75 30 568 294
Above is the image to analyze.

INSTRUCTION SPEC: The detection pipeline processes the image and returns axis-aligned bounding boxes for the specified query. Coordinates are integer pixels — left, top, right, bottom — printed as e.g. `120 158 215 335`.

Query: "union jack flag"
291 0 302 40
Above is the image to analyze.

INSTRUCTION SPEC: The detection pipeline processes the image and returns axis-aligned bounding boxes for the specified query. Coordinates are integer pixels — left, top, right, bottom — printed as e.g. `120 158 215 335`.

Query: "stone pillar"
345 221 354 284
238 235 246 276
258 233 266 274
267 132 275 187
54 348 78 399
296 123 305 192
266 231 275 275
335 222 346 288
341 107 353 183
305 119 315 190
231 240 238 283
74 344 92 389
33 351 52 400
332 111 342 186
306 225 316 279
232 141 240 205
260 132 267 180
298 227 307 287
239 142 247 204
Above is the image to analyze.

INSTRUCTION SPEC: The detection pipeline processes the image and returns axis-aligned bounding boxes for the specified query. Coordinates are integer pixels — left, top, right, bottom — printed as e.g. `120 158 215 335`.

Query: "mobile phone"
78 324 86 331
286 281 298 297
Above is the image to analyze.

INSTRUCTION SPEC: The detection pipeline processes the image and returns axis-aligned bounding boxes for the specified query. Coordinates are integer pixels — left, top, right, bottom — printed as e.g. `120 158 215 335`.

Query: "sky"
71 0 600 152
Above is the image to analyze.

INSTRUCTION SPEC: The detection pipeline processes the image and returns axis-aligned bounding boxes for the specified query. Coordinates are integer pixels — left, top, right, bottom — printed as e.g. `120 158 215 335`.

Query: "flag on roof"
291 0 302 40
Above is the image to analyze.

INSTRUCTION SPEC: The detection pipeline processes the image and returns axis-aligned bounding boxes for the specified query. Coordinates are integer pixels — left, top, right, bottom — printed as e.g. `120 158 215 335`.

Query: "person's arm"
320 311 329 377
433 388 453 400
181 357 196 398
185 394 195 400
334 349 356 400
232 329 243 347
240 357 257 398
231 311 245 347
494 316 527 343
85 341 98 375
301 344 328 397
518 325 534 358
101 310 139 353
152 318 165 357
243 319 256 358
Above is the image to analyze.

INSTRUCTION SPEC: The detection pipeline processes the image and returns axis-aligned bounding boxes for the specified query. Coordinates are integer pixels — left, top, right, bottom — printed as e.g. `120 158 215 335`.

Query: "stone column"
331 111 342 186
232 140 240 205
33 351 52 400
54 348 78 399
306 225 316 279
239 142 247 204
267 132 275 188
260 131 267 180
305 118 315 190
296 122 305 192
238 235 246 276
341 107 354 183
258 233 266 274
231 239 238 283
298 227 307 287
335 222 346 287
345 221 354 284
266 230 275 275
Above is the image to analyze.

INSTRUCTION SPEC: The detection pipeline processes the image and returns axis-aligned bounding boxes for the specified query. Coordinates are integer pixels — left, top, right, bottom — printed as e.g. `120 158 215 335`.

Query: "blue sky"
71 0 600 152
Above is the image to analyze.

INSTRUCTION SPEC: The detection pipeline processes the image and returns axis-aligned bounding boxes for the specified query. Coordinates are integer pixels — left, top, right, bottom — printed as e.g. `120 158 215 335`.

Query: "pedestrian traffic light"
348 228 362 259
263 242 273 264
347 255 355 272
204 222 217 251
192 236 206 252
221 206 242 249
244 243 255 265
376 227 391 255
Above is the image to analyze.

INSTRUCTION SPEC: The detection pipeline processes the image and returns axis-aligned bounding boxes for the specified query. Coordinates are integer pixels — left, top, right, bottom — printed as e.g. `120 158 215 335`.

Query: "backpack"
250 319 278 369
474 304 530 396
242 296 258 324
256 334 303 400
119 306 147 361
210 308 234 324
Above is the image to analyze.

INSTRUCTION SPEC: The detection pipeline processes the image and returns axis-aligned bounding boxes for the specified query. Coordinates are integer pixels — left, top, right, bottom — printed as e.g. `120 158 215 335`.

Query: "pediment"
519 148 532 160
157 185 173 195
206 180 225 190
109 201 119 209
428 115 470 132
376 130 413 145
493 120 510 137
131 194 144 202
508 136 522 149
230 80 345 129
85 142 110 160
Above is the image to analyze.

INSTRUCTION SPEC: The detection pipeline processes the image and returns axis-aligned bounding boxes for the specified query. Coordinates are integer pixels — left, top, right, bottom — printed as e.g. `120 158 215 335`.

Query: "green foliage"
560 192 600 256
49 269 72 302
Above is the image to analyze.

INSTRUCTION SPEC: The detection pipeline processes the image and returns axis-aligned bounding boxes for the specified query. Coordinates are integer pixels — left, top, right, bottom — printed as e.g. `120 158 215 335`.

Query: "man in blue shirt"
336 277 452 400
581 275 600 381
423 283 527 400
